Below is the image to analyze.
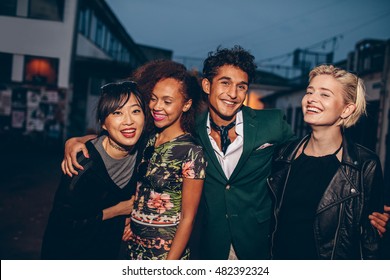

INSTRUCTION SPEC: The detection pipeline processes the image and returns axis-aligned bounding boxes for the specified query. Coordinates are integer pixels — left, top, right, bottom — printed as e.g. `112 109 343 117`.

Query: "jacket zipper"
359 225 364 259
268 166 291 259
330 202 343 259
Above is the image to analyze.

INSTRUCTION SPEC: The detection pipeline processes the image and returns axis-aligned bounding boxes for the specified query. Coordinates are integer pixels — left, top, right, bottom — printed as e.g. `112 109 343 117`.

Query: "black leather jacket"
267 134 384 259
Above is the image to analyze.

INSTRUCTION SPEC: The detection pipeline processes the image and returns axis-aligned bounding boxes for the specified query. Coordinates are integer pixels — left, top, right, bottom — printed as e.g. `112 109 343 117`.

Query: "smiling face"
102 94 145 149
202 65 248 125
302 74 355 128
149 78 192 132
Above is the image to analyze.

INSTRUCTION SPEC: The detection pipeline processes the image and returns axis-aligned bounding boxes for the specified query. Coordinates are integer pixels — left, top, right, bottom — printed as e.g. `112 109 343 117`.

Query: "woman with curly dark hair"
122 60 206 260
131 60 203 135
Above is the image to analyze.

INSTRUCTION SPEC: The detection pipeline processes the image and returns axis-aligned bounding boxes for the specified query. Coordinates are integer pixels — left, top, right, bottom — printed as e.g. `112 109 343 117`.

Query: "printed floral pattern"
128 133 206 260
182 161 196 178
147 191 174 214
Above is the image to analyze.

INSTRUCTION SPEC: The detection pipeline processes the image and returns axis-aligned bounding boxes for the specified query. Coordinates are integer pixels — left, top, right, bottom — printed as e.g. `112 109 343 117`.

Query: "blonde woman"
268 65 386 259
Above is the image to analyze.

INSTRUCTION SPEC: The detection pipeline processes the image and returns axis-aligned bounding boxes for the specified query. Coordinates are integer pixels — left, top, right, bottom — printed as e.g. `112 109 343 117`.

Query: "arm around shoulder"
361 153 385 259
61 134 97 176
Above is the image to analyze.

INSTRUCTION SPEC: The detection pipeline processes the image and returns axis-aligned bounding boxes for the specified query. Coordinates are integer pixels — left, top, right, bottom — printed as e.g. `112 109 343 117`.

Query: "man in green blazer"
192 46 294 260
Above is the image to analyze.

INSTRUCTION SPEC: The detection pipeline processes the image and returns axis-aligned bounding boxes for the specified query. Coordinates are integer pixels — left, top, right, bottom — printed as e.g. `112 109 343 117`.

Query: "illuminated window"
24 56 59 86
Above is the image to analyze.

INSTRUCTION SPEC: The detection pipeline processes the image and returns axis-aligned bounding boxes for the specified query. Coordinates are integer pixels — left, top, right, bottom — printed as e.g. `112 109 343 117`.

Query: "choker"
108 137 128 152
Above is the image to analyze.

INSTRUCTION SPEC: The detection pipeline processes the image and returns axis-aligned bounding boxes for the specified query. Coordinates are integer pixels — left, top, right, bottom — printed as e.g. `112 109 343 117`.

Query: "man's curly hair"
202 45 257 83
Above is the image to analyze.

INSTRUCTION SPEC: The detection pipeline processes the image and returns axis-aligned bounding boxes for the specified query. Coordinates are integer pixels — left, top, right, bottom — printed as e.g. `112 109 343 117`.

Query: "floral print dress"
128 133 206 260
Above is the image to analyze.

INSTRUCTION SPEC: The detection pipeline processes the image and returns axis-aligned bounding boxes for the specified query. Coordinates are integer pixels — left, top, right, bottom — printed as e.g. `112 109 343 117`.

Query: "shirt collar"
207 110 243 136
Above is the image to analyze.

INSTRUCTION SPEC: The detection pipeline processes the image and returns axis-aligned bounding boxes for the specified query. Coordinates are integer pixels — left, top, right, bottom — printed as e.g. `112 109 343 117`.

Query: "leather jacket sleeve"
50 168 105 233
360 155 384 259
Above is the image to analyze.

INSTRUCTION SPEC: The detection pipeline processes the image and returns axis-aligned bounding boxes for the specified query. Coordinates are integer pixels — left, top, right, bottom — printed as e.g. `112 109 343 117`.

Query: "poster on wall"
42 90 59 103
27 90 41 108
3 87 66 143
12 88 27 109
26 90 45 132
0 89 12 116
11 88 27 129
26 108 45 132
11 110 25 129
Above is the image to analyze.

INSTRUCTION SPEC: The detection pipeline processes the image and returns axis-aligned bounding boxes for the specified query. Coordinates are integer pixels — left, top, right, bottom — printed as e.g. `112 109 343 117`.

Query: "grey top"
92 135 137 189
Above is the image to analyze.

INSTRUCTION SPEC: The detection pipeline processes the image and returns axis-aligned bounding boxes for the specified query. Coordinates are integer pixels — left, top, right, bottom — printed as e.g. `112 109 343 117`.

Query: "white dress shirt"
207 110 244 179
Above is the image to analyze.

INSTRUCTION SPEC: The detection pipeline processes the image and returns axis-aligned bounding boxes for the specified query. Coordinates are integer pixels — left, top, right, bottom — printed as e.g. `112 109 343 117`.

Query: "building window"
78 6 91 37
24 56 59 86
122 49 130 63
95 19 104 48
0 0 17 16
109 36 119 58
103 30 111 52
0 53 13 83
116 44 122 61
29 0 64 21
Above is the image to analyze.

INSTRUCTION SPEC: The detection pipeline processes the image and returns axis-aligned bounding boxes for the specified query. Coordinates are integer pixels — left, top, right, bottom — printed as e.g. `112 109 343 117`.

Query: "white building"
0 0 155 149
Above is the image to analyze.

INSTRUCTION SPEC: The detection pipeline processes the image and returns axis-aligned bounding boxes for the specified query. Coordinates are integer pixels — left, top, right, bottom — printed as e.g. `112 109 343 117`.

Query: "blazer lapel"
196 111 227 181
230 106 258 181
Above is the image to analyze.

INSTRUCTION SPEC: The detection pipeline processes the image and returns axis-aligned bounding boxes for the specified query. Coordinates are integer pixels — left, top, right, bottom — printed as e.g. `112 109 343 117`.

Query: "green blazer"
194 106 294 260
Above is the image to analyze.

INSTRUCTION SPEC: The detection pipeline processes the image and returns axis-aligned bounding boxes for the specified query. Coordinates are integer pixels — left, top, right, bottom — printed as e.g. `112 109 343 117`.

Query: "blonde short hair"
309 64 366 128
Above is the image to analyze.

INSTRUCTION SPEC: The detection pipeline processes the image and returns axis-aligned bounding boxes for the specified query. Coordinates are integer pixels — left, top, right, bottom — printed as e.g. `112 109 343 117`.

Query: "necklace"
107 137 128 152
302 138 343 157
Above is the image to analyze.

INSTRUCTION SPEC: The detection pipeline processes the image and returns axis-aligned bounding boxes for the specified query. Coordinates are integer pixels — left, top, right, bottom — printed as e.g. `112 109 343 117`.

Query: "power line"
184 0 348 57
257 9 390 66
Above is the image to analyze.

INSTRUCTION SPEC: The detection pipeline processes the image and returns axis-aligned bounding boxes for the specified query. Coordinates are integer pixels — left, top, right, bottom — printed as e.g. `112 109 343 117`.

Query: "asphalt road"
0 142 63 260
